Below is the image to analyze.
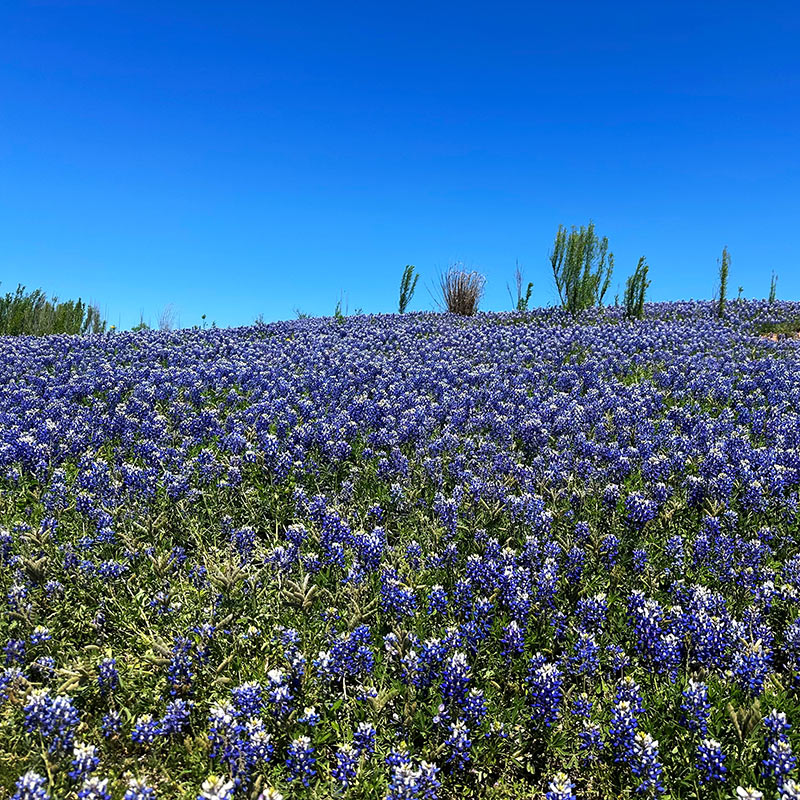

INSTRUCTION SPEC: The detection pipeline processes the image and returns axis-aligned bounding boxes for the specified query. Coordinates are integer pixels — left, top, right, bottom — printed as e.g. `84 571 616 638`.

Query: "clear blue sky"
2 1 798 328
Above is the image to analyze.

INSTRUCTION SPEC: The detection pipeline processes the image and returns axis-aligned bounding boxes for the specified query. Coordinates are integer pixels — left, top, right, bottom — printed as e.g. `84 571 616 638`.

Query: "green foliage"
399 264 419 313
550 221 614 316
0 283 105 336
507 260 533 311
623 257 650 320
755 317 800 337
769 272 778 304
717 246 730 318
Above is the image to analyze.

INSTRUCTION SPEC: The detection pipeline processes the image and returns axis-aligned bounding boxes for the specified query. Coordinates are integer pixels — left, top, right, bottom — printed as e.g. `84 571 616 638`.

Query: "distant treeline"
0 284 105 336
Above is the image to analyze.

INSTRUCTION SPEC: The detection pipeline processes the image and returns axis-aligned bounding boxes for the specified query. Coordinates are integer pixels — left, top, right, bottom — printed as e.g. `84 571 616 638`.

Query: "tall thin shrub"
623 257 650 320
550 221 614 316
439 265 485 316
769 272 778 304
399 265 418 313
507 261 533 311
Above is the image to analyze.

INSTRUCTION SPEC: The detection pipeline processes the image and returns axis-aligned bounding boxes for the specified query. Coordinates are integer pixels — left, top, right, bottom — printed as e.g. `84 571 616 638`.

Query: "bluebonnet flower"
445 718 472 768
131 714 161 744
765 709 791 742
565 546 585 584
732 637 771 696
526 654 563 727
353 721 377 757
734 789 764 800
11 772 50 800
610 700 639 761
764 739 797 782
545 773 576 800
579 722 604 764
427 585 448 615
197 776 235 800
167 636 194 696
101 711 121 738
161 698 193 735
571 693 592 719
780 779 800 800
231 681 263 717
600 534 620 569
629 731 664 795
77 777 111 800
680 680 710 735
461 687 487 726
441 651 471 703
570 631 600 676
29 627 51 645
285 736 316 786
4 638 26 665
123 779 157 800
500 620 525 661
23 689 80 753
1 666 24 706
256 790 284 800
385 760 441 800
298 706 321 726
576 594 608 632
332 743 359 788
69 743 99 781
97 657 118 693
697 739 727 784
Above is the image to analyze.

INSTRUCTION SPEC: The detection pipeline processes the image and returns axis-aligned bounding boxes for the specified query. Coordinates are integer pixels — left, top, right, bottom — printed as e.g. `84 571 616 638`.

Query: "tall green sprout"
550 221 614 316
769 272 778 304
399 265 418 314
623 257 650 320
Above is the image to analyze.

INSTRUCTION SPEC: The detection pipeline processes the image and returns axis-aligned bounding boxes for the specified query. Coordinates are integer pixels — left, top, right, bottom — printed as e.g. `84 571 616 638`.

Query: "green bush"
550 221 614 316
0 284 105 335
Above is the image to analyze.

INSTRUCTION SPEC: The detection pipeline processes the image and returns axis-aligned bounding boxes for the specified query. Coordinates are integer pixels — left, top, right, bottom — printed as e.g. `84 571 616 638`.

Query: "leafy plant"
507 261 533 312
0 283 106 335
399 265 419 313
550 221 614 316
438 264 485 316
769 272 778 304
623 257 650 320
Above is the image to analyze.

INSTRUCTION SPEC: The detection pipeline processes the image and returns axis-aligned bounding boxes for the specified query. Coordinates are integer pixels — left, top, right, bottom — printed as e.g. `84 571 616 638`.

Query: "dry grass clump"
439 264 485 316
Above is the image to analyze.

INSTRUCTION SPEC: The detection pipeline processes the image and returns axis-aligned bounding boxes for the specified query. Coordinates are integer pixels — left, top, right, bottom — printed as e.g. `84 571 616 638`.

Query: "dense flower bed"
2 301 800 799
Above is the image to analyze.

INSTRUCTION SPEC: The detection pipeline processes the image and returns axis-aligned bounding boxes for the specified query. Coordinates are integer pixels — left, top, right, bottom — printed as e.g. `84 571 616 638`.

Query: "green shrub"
550 221 614 316
0 284 105 335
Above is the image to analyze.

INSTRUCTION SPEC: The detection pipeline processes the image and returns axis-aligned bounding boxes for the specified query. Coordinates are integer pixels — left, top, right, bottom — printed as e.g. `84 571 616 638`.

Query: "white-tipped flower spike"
257 790 284 800
197 776 235 800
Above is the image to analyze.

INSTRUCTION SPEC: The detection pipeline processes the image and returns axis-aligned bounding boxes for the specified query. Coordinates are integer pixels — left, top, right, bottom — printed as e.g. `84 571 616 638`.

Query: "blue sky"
2 1 798 327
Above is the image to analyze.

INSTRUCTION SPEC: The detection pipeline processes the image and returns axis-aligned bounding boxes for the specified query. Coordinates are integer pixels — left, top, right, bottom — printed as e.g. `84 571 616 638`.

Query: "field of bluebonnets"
3 300 800 800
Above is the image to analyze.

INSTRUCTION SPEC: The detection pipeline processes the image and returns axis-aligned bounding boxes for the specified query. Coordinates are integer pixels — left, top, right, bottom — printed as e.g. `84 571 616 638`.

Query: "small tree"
717 246 730 318
399 265 418 313
550 221 614 316
623 257 650 320
507 260 533 311
439 264 485 316
769 272 778 304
